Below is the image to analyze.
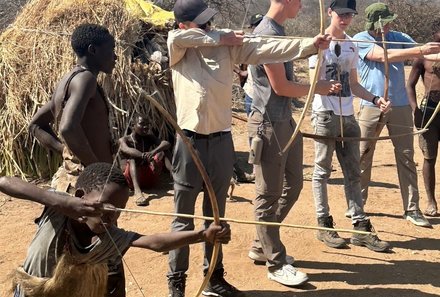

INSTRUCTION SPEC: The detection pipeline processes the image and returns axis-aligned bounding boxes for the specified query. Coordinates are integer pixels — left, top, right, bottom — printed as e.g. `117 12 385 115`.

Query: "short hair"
71 23 114 57
76 162 127 193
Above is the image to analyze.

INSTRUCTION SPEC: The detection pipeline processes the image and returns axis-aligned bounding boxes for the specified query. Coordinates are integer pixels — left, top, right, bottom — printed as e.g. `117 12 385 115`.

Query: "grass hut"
0 0 176 178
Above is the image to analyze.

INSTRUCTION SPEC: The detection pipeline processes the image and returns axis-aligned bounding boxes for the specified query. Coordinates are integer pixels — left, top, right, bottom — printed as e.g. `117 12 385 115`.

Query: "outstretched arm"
29 100 64 154
366 42 440 63
130 222 231 252
0 176 102 220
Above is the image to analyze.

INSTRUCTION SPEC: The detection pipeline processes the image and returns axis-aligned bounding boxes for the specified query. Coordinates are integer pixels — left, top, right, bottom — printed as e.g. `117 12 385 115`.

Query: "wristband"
372 96 380 105
419 46 424 56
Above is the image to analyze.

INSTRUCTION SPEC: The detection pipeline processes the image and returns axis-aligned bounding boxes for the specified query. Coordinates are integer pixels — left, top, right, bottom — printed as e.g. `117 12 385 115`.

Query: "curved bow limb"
135 87 221 297
281 0 325 155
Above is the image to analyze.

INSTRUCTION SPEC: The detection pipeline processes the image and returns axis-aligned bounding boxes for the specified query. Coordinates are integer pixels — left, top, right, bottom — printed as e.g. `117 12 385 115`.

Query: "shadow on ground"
243 288 438 297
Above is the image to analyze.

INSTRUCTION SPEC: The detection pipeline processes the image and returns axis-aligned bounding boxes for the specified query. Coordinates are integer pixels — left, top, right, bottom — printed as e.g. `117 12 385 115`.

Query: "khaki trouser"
358 105 419 212
248 111 303 270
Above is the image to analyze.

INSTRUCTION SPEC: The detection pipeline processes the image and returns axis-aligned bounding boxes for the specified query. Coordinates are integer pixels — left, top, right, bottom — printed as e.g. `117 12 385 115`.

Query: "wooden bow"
136 87 221 297
360 17 390 163
281 0 325 154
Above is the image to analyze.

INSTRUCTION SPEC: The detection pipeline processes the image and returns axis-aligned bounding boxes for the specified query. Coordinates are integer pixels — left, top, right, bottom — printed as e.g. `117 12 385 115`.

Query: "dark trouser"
168 132 234 277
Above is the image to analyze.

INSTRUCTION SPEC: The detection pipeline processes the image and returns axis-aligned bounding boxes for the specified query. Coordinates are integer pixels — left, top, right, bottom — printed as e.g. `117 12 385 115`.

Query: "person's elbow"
59 122 79 141
271 81 289 97
0 176 11 193
28 123 38 136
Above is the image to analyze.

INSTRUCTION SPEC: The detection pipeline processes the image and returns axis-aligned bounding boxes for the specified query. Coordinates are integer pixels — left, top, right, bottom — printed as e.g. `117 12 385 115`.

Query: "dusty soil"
1 68 439 297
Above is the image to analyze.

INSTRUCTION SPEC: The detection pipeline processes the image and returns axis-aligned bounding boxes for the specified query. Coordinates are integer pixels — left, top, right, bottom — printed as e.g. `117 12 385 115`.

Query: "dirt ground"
1 70 439 297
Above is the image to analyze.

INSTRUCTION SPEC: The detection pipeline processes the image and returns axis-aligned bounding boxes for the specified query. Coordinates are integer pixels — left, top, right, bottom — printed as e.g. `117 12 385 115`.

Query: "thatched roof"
0 0 176 178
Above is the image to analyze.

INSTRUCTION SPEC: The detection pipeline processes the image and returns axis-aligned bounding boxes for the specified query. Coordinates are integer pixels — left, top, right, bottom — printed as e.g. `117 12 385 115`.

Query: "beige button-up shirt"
168 28 316 135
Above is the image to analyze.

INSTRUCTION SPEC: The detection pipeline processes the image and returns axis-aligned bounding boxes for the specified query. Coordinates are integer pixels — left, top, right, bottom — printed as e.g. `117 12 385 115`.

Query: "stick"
106 207 374 235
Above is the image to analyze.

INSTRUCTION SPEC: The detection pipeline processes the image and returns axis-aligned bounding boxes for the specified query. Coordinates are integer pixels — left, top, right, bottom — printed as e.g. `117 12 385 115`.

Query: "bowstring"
96 87 147 297
240 0 252 30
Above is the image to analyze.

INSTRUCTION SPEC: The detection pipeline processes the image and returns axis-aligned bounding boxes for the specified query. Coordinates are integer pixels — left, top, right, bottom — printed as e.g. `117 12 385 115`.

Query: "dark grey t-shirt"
250 16 294 122
15 205 136 296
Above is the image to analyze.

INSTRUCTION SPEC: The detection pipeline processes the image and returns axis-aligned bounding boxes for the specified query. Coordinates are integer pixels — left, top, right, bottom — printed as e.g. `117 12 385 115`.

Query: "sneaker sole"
202 291 220 297
404 215 431 227
350 238 390 252
267 273 309 287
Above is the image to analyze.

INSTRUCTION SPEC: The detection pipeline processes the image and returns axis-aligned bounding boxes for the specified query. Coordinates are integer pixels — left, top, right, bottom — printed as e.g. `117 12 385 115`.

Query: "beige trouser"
248 111 303 270
358 105 419 212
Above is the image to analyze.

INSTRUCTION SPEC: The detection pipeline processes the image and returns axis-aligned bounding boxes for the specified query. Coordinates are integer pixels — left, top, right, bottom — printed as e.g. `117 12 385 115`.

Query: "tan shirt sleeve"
230 36 318 65
167 29 221 67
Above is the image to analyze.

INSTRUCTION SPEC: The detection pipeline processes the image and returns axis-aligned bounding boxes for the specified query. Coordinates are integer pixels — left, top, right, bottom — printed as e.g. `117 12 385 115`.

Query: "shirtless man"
119 114 171 206
407 29 440 217
29 23 125 296
29 23 116 192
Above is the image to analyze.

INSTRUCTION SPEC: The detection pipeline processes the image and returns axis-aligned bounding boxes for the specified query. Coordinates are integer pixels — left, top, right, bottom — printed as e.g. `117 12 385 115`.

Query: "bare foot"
135 194 149 207
424 204 438 217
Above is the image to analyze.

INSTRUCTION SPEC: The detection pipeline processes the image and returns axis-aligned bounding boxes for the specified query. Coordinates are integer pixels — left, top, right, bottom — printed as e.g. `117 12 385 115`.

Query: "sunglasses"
337 12 356 19
198 20 212 30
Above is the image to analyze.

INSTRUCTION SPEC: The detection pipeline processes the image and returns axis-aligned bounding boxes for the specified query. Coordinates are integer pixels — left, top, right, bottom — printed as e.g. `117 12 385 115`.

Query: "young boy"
29 23 117 193
119 114 172 206
0 163 230 297
309 0 390 252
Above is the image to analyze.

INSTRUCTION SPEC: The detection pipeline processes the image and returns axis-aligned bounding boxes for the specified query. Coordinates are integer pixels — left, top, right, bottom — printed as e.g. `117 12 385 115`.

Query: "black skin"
28 100 64 154
29 38 117 166
119 116 171 197
0 176 231 256
406 31 440 216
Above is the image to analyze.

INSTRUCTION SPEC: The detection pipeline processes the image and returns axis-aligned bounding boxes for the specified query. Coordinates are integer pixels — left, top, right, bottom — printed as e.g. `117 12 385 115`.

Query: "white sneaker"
248 250 294 264
267 264 308 286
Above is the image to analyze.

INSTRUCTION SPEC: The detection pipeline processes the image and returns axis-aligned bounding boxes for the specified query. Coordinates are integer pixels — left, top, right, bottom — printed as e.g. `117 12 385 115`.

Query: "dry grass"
0 0 175 178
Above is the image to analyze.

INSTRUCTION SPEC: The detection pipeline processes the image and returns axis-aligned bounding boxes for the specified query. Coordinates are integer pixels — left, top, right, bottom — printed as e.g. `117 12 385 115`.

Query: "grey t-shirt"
250 16 294 122
15 205 135 296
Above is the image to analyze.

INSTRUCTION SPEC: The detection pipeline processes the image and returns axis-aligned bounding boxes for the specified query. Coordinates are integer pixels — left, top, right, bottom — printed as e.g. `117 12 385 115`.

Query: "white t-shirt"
309 35 359 116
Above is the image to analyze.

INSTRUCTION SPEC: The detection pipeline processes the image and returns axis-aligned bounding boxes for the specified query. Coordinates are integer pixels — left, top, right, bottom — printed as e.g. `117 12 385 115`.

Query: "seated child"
0 162 230 297
119 114 172 206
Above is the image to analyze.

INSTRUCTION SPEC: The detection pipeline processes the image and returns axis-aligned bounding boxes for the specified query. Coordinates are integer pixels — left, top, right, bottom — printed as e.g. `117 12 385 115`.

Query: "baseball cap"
330 0 357 15
173 0 217 25
364 2 397 31
249 13 264 28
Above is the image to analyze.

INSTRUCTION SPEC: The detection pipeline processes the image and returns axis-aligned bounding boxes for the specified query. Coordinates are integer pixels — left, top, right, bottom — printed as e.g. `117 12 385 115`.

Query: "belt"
183 129 231 139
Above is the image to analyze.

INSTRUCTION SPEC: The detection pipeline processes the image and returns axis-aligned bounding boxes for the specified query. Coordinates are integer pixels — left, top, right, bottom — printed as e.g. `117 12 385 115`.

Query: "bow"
135 87 221 297
360 17 390 163
281 0 325 154
232 112 425 141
